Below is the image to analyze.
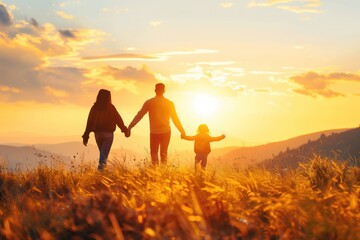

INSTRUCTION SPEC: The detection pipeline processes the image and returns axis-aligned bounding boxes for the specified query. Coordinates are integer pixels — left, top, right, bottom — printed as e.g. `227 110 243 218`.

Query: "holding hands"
125 127 131 138
180 131 186 139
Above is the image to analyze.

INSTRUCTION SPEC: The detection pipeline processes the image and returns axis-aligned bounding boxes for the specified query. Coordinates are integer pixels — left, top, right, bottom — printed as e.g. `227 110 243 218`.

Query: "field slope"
0 157 359 239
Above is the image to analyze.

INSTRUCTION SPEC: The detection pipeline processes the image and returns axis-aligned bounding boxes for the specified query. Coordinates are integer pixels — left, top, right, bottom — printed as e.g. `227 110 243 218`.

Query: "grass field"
0 157 359 239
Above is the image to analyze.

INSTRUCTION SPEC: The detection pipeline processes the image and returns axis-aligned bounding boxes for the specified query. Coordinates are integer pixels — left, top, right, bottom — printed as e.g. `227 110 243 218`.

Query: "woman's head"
197 124 209 134
94 89 111 109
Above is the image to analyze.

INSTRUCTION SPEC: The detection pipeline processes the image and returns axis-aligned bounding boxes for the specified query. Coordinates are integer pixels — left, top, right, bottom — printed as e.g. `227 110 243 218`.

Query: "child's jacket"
183 134 225 154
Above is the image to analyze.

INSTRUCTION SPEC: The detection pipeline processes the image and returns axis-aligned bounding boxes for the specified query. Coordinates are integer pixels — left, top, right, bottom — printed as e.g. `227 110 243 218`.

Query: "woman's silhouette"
82 89 128 170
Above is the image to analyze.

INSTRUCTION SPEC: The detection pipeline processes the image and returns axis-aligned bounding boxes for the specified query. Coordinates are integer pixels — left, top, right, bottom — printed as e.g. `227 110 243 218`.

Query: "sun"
192 93 219 118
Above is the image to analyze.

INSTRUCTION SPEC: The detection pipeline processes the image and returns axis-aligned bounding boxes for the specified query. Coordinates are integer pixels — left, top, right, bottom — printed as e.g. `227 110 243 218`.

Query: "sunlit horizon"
0 0 360 148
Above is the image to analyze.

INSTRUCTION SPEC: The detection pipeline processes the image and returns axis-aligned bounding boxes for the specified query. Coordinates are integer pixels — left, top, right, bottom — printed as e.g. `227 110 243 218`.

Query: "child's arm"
210 134 226 142
181 135 196 141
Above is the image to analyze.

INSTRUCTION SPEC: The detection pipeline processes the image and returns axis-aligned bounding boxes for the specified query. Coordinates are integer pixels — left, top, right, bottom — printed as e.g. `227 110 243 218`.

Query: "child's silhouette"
182 124 225 171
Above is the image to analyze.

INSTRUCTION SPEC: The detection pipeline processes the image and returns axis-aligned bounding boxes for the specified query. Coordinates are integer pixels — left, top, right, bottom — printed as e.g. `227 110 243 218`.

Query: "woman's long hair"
94 89 111 110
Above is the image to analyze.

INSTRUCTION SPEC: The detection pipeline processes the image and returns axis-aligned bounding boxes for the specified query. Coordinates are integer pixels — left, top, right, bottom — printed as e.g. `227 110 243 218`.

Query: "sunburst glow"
192 93 219 118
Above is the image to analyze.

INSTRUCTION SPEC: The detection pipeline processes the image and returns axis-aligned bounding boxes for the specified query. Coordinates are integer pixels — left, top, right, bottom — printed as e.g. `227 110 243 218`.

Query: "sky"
0 0 359 149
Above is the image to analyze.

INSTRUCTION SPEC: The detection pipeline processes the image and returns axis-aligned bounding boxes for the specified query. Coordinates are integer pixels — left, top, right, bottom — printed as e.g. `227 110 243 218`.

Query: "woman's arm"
113 105 127 133
82 106 95 146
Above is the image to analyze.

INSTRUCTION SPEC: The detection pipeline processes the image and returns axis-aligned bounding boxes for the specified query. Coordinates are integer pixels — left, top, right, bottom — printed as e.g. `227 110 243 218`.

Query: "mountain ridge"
0 128 354 170
260 127 360 169
216 128 351 167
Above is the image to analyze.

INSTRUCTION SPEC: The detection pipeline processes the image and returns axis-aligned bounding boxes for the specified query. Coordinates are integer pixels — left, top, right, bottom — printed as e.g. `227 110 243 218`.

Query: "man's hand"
181 132 186 139
125 128 131 138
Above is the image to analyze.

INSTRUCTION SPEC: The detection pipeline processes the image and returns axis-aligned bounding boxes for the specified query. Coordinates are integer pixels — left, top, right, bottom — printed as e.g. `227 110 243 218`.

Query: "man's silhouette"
127 83 185 166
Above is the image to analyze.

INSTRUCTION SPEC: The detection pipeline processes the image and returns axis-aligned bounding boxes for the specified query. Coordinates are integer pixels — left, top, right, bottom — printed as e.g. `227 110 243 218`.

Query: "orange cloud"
248 0 322 13
82 53 162 62
220 2 234 8
158 49 218 56
149 20 162 27
44 86 68 97
82 49 218 63
84 65 158 94
0 4 156 105
289 71 360 98
0 5 105 58
0 85 20 93
56 11 74 20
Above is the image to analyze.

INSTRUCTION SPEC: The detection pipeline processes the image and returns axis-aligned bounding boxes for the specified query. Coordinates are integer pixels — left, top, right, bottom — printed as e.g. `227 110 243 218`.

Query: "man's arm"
169 102 185 135
128 101 149 129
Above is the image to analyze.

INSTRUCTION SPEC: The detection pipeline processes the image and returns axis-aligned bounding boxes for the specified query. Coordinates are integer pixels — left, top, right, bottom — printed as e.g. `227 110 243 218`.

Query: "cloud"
158 49 218 56
56 11 74 20
168 63 247 95
44 86 68 98
0 2 12 26
293 45 304 49
82 53 163 62
0 36 44 89
0 35 157 103
0 20 107 104
0 5 157 105
248 0 322 14
289 71 360 98
84 65 158 94
3 17 104 57
149 20 162 27
59 29 76 38
249 70 283 75
29 18 39 28
82 49 218 63
196 61 235 66
101 7 129 14
170 66 204 84
221 2 234 8
0 85 20 93
0 36 87 103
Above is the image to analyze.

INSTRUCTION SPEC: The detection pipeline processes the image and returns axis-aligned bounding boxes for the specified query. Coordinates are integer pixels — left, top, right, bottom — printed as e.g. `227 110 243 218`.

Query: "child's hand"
181 133 186 139
222 134 226 138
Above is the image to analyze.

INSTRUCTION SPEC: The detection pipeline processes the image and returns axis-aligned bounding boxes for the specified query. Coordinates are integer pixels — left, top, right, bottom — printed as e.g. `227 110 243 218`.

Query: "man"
127 83 186 166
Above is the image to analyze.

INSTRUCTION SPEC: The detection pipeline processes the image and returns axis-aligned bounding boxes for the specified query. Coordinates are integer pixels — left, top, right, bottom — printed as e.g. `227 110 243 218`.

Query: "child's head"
197 124 209 134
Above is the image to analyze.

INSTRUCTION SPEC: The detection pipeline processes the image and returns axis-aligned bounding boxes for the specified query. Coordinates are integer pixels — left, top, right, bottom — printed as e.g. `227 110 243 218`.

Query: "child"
182 124 225 171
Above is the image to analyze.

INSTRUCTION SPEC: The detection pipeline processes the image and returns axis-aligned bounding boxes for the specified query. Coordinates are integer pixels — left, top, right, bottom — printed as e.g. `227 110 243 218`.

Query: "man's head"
155 83 165 96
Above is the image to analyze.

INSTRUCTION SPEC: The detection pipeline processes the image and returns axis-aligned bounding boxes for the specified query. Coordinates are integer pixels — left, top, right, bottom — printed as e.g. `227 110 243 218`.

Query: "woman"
82 89 128 170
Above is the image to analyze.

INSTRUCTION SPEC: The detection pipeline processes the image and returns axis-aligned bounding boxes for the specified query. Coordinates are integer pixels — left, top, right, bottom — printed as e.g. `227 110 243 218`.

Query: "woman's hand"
82 134 89 146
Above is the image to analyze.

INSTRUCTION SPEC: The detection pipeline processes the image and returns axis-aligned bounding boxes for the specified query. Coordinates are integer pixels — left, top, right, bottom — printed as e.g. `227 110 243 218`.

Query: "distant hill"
218 128 350 167
1 128 355 170
260 127 360 169
0 142 140 171
35 142 141 165
0 145 69 171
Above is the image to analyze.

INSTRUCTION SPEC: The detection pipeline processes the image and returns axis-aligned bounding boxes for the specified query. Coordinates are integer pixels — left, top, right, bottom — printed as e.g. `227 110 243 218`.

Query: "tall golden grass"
0 156 359 239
